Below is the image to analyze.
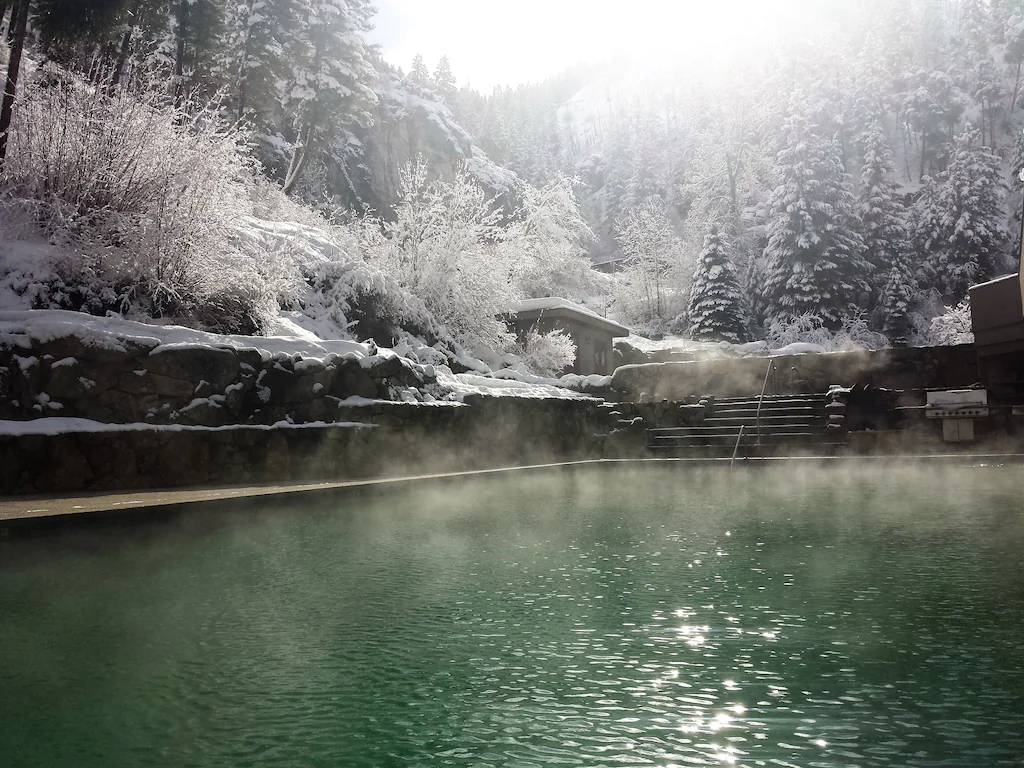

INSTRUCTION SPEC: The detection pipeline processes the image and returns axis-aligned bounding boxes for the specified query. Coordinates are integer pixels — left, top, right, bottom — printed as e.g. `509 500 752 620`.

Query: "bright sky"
369 0 823 90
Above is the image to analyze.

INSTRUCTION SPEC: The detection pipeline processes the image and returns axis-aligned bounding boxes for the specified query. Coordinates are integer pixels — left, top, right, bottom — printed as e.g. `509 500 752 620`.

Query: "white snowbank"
436 368 594 400
0 418 376 436
622 335 844 359
0 309 371 361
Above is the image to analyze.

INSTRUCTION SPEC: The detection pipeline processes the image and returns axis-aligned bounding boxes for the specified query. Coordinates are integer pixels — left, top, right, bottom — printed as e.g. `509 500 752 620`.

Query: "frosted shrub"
2 76 272 333
767 312 889 351
927 301 974 346
356 161 518 353
518 329 577 377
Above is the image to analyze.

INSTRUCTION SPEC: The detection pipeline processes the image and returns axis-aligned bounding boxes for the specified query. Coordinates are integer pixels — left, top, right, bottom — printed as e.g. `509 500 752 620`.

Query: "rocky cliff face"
330 73 522 215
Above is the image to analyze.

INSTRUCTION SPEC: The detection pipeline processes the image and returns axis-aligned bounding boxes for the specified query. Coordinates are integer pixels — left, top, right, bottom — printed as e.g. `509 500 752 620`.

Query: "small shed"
969 272 1024 400
508 298 629 376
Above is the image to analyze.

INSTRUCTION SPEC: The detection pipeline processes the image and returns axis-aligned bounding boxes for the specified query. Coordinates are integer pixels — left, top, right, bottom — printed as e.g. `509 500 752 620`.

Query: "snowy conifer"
917 126 1008 302
855 119 910 297
409 54 430 87
432 55 456 102
282 0 377 196
215 0 288 122
762 106 871 330
877 265 915 346
688 226 747 343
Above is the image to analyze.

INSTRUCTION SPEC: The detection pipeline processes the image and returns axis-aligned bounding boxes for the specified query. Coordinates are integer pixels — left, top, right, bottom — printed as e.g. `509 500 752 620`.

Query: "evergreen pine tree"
877 265 915 346
409 53 429 87
917 126 1009 302
432 55 456 102
855 119 910 298
215 0 289 122
282 0 377 196
762 106 871 330
688 226 747 343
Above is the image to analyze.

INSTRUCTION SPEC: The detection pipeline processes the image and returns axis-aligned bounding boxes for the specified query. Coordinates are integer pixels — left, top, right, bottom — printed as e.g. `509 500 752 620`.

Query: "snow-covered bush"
517 329 577 377
355 161 518 352
2 75 274 333
766 311 889 352
927 301 974 345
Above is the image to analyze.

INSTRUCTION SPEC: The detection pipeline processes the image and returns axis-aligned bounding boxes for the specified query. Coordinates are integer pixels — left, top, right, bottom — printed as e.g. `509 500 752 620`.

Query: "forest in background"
0 0 1021 367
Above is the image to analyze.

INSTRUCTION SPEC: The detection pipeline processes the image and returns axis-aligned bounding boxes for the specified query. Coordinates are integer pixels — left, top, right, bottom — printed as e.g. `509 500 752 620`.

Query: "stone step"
713 393 827 404
647 442 848 458
713 398 827 411
703 414 823 427
649 419 823 436
649 431 839 448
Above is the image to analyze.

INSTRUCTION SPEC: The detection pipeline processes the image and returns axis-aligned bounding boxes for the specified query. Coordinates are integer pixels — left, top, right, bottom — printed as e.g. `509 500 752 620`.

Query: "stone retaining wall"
0 397 609 495
610 345 978 401
0 333 436 427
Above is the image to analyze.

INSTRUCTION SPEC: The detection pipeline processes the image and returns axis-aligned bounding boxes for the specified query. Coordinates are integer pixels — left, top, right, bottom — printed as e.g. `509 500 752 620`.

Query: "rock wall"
611 346 979 401
1 397 609 495
0 334 436 427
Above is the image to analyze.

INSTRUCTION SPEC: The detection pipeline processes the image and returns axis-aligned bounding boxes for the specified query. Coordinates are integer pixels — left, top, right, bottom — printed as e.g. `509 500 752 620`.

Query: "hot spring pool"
1 464 1023 767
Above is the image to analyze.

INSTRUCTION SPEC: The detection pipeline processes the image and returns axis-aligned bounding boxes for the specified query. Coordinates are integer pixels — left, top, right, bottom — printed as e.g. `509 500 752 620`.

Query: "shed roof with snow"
510 298 629 338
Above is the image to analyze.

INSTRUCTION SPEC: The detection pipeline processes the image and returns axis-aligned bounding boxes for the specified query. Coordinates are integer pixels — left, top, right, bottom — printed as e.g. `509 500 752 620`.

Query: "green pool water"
1 464 1023 767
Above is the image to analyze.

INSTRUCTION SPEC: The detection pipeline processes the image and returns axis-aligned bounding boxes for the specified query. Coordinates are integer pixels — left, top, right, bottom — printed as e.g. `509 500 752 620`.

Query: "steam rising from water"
1 463 1022 767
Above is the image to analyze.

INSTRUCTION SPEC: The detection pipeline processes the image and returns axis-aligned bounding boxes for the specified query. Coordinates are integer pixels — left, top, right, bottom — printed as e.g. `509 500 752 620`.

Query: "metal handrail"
755 359 776 446
730 423 746 468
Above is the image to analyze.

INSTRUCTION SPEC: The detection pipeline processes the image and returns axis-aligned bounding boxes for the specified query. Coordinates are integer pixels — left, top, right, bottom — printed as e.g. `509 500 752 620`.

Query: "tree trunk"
1011 60 1022 114
109 28 132 92
0 3 8 34
236 0 256 121
283 120 315 196
173 0 189 113
5 0 20 43
0 0 29 170
919 134 927 181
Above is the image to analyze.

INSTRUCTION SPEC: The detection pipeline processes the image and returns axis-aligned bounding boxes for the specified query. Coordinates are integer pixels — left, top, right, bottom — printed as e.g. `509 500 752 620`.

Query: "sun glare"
376 0 820 89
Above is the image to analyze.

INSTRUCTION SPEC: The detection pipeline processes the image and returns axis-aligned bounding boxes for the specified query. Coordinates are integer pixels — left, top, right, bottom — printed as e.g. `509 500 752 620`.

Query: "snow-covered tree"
614 195 687 328
409 53 430 87
432 55 456 102
282 0 377 196
877 265 915 345
215 0 287 122
855 119 910 297
762 106 871 330
688 226 747 343
504 176 601 301
916 126 1009 302
356 159 517 352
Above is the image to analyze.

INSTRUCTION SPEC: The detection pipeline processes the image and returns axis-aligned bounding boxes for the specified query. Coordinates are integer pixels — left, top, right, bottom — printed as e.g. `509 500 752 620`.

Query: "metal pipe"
730 423 746 468
756 360 775 446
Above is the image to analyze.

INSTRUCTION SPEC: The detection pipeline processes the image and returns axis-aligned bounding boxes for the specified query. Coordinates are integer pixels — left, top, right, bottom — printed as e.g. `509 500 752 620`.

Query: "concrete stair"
647 393 846 457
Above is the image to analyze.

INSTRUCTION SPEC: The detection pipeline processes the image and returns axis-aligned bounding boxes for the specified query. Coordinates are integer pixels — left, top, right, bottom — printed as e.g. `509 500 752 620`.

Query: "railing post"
756 360 774 446
730 423 746 468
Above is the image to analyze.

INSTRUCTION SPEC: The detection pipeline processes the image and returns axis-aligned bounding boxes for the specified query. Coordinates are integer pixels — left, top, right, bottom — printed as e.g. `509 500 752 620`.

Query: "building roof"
510 298 629 337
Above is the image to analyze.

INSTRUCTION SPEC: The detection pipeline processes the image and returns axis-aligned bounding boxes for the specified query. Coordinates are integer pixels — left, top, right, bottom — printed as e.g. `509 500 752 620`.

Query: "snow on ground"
621 334 839 358
0 226 69 313
0 309 372 361
0 418 375 436
436 368 595 400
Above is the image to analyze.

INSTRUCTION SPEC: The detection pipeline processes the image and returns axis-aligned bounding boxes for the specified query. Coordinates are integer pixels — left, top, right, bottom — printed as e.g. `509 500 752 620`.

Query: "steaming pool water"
1 464 1023 767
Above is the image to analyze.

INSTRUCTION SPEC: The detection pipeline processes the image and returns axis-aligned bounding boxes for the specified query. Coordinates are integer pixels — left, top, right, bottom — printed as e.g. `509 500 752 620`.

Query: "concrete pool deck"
3 454 1024 526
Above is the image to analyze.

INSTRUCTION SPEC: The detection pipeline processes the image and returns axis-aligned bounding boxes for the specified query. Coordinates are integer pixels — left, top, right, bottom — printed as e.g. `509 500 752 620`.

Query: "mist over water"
1 464 1023 767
